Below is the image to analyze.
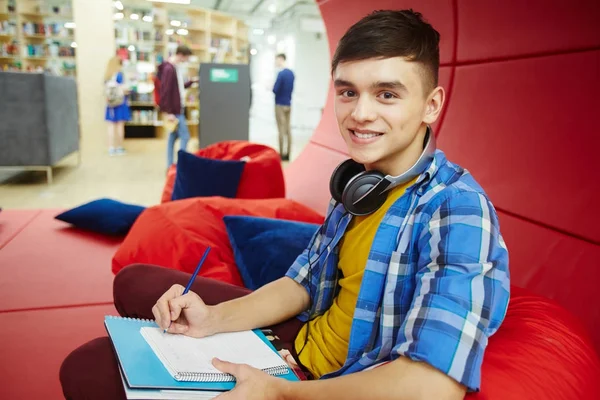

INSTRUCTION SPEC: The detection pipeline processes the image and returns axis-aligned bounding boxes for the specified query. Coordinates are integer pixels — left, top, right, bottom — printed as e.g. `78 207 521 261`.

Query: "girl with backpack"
104 56 131 156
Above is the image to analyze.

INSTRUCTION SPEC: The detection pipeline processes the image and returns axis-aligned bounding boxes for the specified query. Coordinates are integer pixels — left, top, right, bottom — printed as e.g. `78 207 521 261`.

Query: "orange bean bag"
161 141 285 203
467 286 600 399
112 196 324 286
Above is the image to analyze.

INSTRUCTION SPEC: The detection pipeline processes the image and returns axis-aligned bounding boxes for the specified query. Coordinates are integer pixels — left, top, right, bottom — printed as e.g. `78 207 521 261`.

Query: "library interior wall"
73 0 115 148
249 17 329 128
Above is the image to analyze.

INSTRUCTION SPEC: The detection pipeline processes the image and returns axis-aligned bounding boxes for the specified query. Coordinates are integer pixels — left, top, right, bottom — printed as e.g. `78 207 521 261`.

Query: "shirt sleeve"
392 190 510 392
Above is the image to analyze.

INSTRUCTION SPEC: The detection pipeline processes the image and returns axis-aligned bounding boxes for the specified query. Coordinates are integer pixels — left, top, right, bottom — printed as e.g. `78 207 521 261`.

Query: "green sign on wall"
210 68 239 83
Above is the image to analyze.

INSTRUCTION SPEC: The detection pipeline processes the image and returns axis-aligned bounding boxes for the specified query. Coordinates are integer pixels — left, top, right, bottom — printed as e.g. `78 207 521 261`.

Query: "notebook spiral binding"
174 365 289 382
106 315 154 323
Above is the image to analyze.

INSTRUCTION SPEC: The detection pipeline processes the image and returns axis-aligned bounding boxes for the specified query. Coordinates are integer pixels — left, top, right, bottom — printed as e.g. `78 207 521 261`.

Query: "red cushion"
0 304 117 400
0 209 41 249
112 197 324 286
161 141 285 203
0 210 121 312
468 286 600 399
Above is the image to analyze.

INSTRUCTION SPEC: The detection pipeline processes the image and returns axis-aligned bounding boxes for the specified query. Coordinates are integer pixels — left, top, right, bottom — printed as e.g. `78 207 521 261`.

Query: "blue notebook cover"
104 316 299 391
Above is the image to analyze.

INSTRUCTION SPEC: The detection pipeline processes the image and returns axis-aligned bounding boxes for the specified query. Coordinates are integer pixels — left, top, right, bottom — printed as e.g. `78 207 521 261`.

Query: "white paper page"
141 327 286 375
119 367 220 400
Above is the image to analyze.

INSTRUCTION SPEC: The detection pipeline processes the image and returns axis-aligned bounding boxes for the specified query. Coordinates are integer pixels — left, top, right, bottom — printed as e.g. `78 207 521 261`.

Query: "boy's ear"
423 86 445 125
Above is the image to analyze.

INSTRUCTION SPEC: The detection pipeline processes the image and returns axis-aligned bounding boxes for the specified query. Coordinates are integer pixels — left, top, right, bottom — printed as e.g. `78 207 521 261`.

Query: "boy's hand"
212 358 288 400
151 284 219 338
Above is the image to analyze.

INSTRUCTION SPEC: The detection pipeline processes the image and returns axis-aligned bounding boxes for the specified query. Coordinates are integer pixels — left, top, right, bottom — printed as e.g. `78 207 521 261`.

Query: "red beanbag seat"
161 141 285 203
112 196 324 286
467 286 600 399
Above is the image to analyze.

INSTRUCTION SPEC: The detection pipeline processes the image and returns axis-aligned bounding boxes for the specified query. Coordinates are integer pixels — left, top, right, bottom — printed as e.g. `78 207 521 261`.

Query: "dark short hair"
176 45 192 56
276 53 286 61
331 9 440 92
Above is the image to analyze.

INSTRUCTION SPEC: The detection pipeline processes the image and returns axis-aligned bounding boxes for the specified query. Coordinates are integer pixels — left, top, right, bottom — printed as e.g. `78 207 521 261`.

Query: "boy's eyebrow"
333 79 408 93
372 80 408 93
333 79 354 87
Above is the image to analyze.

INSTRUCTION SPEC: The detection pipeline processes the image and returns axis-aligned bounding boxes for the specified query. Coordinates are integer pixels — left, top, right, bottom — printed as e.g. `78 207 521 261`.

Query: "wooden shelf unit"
0 0 76 73
120 2 249 139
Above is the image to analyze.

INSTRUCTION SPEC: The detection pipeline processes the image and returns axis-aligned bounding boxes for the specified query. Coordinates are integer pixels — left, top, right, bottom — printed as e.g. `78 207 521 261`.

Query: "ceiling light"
250 48 257 55
170 20 181 27
142 15 153 22
113 1 124 11
128 45 135 51
268 4 276 13
64 22 76 29
70 42 77 48
146 0 191 4
252 28 264 35
130 13 140 20
113 12 124 20
176 28 188 35
165 29 175 35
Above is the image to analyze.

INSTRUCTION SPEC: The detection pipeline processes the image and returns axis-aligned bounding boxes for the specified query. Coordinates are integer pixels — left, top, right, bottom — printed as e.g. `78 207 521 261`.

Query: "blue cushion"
172 150 246 201
55 198 145 236
223 215 320 290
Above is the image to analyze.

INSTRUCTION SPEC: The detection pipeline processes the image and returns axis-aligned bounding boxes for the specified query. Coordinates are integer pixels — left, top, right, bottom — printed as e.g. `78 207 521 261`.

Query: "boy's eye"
342 90 356 97
380 92 396 99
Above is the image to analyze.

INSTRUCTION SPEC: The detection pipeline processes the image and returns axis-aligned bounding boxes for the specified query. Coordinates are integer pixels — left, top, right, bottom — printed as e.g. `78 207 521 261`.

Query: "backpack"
105 74 125 107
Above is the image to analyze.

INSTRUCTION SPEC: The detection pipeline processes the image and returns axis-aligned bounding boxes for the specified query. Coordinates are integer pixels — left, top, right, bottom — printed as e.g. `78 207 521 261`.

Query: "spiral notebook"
140 326 290 382
104 316 298 392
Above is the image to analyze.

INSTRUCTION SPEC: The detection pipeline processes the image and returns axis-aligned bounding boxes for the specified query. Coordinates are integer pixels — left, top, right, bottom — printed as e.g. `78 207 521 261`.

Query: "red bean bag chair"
112 196 324 287
161 141 285 203
466 286 600 399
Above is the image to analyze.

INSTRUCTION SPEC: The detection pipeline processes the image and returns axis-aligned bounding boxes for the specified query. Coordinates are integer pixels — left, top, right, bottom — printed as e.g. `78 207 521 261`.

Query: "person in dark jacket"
157 45 197 168
273 53 295 161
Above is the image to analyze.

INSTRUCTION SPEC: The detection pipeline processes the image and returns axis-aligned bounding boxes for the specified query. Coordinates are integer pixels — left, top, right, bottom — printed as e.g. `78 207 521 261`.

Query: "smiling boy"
60 10 510 400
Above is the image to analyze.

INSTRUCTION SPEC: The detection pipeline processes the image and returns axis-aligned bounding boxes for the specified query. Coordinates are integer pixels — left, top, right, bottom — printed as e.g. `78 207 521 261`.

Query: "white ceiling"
120 0 322 26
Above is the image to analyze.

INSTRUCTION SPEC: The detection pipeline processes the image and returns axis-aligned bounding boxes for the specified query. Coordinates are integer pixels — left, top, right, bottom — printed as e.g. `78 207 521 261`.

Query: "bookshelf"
116 1 249 139
0 0 76 75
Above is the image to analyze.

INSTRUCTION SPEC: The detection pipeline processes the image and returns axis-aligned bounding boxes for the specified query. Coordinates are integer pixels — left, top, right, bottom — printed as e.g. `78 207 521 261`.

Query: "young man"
273 53 295 161
156 45 197 168
60 10 509 400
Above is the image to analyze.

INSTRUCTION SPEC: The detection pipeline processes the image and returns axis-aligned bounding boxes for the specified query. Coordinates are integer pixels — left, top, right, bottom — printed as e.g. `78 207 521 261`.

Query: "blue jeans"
167 113 190 167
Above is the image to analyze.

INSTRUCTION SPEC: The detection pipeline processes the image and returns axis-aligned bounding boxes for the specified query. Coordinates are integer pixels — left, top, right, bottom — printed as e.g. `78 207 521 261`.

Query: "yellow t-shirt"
294 178 417 378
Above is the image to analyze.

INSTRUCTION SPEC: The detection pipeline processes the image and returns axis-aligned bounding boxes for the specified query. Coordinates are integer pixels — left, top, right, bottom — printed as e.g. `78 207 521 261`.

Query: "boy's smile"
333 57 443 177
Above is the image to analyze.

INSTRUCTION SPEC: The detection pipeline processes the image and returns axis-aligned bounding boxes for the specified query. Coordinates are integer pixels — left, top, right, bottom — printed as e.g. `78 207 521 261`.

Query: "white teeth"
353 131 380 139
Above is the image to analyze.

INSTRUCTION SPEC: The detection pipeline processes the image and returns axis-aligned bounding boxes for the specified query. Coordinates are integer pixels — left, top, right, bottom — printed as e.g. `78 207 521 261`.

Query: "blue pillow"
223 215 320 290
172 150 246 201
55 198 145 236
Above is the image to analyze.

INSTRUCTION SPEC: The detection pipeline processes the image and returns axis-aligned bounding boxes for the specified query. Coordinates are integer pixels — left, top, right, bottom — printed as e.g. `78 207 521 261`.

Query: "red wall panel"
457 0 600 62
438 50 600 243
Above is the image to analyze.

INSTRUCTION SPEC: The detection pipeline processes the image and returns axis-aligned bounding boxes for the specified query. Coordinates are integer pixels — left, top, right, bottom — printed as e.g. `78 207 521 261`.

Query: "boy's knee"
60 337 124 400
59 338 105 398
113 264 150 311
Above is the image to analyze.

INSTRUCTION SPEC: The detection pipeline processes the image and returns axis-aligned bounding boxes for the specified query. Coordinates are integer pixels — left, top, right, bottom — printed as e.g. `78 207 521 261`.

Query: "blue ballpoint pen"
164 246 212 333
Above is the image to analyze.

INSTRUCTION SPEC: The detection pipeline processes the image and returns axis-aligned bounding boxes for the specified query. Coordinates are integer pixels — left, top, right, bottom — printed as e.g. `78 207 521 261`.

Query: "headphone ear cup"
329 159 366 204
342 171 387 216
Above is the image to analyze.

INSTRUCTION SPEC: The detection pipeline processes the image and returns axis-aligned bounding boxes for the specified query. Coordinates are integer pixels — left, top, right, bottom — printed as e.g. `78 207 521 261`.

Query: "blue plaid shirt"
285 149 510 391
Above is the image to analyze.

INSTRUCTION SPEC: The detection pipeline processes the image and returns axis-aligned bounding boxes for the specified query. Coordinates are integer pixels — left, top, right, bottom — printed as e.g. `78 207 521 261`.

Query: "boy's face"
333 57 441 176
175 54 189 64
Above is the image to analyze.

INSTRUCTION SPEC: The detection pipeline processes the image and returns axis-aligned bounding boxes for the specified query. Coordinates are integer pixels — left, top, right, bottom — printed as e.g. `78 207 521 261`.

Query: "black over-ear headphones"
329 126 436 216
